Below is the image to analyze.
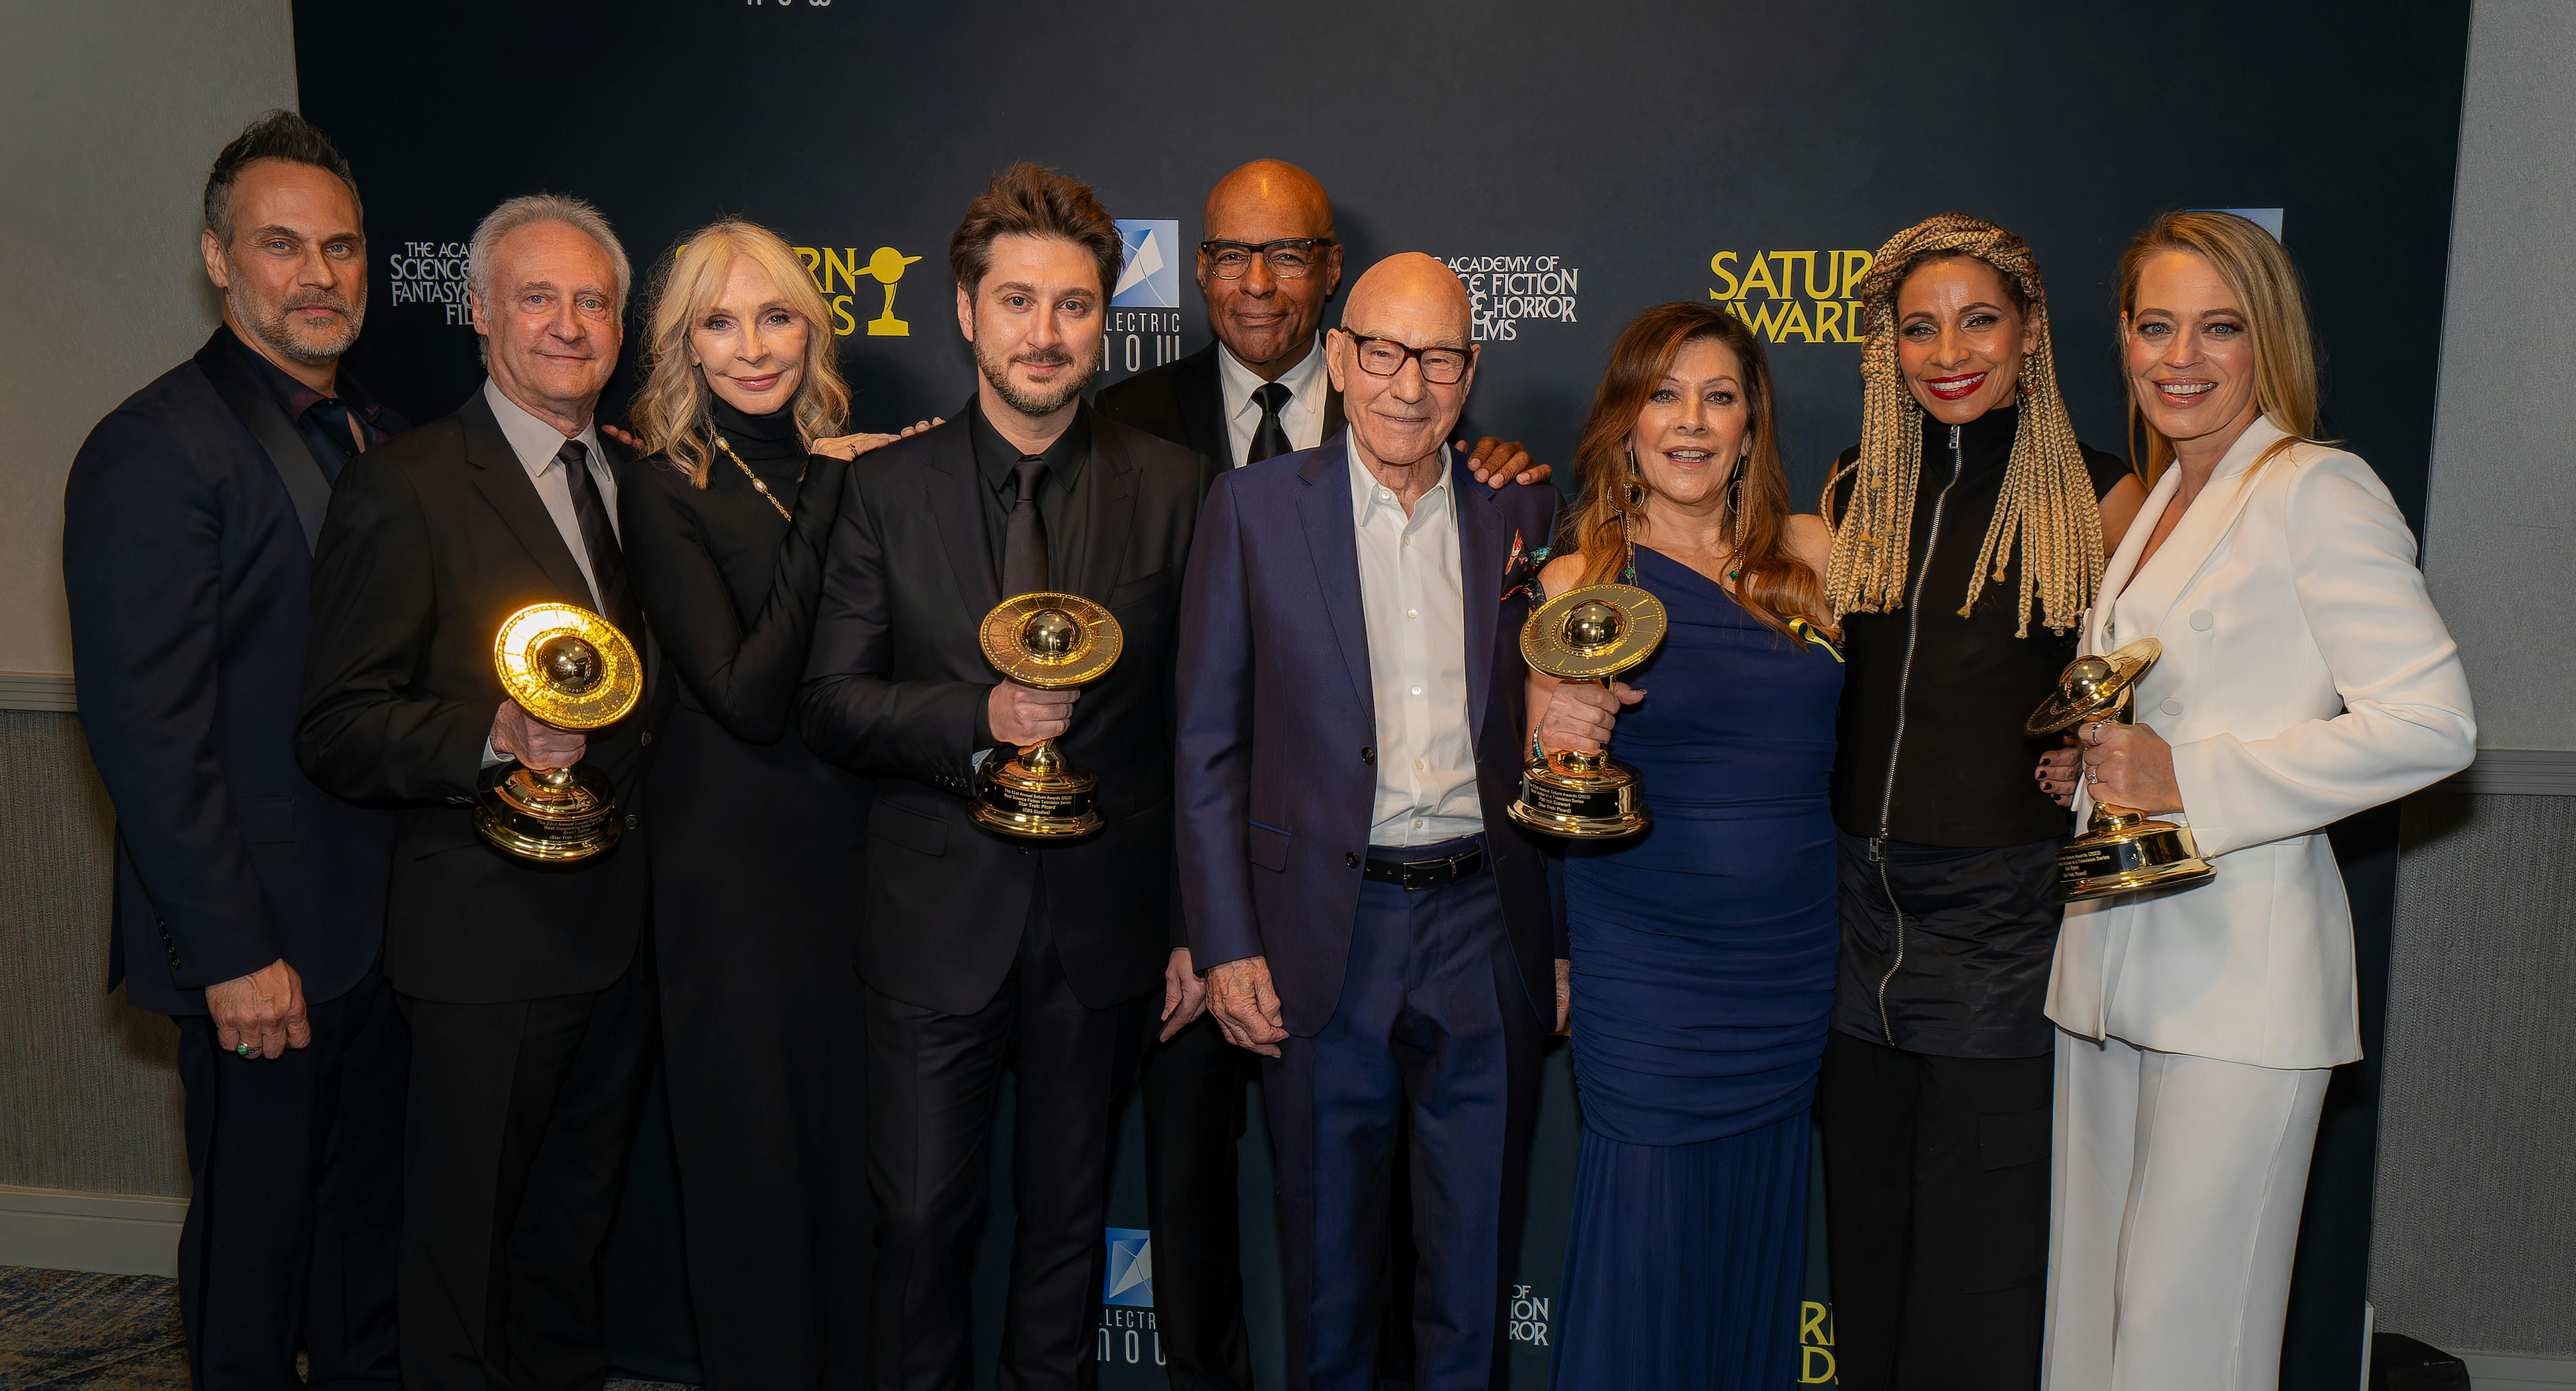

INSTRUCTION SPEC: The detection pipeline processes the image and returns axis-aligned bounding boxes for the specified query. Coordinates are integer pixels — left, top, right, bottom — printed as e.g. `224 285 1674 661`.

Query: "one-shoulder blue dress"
1547 546 1844 1390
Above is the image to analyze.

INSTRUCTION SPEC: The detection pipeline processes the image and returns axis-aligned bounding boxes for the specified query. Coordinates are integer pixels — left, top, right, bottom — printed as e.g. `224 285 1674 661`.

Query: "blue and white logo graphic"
1112 221 1180 309
1102 1227 1154 1307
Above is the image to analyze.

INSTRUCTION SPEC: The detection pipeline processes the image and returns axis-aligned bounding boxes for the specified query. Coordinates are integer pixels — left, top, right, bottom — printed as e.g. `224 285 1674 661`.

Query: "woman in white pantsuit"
2033 212 2474 1390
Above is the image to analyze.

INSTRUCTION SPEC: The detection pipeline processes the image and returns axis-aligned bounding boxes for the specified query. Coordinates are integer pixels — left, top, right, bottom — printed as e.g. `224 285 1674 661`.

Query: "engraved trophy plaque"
973 592 1124 840
1507 583 1669 839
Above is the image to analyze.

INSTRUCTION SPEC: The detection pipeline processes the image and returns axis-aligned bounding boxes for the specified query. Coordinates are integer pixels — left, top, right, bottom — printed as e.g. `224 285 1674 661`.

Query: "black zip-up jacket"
1827 405 2133 1055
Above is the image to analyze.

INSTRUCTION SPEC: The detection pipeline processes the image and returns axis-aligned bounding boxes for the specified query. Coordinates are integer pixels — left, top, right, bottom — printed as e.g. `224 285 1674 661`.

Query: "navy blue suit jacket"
1175 432 1562 1037
64 332 399 1017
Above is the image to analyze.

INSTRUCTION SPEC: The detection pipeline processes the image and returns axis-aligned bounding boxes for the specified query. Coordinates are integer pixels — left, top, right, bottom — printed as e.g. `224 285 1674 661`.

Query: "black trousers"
863 884 1148 1391
174 969 407 1390
1140 1013 1257 1391
1817 1030 2052 1391
396 942 659 1391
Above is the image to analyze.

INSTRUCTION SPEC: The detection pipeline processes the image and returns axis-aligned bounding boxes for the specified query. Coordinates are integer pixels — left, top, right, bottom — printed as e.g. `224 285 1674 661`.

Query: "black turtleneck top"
1828 404 2134 847
618 395 848 744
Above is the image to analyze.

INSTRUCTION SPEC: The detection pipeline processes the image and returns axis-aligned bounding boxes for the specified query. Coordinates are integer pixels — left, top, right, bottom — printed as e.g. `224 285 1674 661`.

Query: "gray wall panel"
2374 793 2576 1355
0 712 186 1199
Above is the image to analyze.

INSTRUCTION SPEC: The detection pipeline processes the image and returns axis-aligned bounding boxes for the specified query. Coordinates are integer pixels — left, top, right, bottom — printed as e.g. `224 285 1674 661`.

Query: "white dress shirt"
483 377 618 609
1216 333 1330 467
1351 444 1482 846
481 378 617 767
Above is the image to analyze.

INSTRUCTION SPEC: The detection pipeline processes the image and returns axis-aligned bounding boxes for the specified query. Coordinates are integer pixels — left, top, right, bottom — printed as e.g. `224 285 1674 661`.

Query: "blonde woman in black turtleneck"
1813 215 2146 1391
619 220 930 1391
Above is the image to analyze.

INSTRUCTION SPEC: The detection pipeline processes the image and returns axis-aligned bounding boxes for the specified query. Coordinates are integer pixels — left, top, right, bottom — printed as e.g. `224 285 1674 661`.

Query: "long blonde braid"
1819 214 2104 637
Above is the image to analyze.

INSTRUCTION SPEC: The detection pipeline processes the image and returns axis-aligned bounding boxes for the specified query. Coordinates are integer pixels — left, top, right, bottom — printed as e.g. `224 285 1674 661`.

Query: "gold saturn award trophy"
2025 636 2215 902
475 602 644 863
1507 584 1669 838
974 592 1124 839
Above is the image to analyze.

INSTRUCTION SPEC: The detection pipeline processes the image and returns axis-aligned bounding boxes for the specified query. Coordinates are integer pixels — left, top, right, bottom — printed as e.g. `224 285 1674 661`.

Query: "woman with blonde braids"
1529 302 1841 1388
616 219 931 1389
1813 214 2145 1391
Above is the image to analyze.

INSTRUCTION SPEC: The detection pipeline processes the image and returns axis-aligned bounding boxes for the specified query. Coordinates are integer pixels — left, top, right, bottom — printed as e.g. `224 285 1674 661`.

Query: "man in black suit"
65 109 405 1391
1095 158 1550 1391
799 163 1204 1391
297 192 663 1391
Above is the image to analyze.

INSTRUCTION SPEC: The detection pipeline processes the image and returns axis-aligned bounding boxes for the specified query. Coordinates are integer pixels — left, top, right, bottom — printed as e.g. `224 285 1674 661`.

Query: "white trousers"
2041 1031 2331 1391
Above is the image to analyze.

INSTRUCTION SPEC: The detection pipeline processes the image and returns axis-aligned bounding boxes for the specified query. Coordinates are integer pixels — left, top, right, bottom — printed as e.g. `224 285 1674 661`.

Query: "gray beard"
233 282 364 366
974 337 1099 420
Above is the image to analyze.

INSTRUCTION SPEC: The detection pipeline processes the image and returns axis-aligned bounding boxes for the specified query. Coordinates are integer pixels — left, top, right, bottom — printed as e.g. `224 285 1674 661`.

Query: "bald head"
1341 253 1472 347
1329 253 1479 475
1205 160 1332 240
1197 159 1342 378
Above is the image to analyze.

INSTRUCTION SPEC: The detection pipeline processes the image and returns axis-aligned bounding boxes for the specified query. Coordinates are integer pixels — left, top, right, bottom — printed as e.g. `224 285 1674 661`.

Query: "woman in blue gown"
1530 302 1843 1389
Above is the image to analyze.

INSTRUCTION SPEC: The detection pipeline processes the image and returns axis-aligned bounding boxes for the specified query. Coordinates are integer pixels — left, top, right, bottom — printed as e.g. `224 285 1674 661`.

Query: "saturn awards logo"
795 244 924 338
1098 1227 1163 1368
1104 219 1185 380
1708 249 1876 344
389 239 473 324
1443 255 1583 343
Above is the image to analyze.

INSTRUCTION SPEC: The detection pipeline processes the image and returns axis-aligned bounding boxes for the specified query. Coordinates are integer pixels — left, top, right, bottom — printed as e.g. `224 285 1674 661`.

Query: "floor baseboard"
0 1185 184 1277
2468 1352 2576 1390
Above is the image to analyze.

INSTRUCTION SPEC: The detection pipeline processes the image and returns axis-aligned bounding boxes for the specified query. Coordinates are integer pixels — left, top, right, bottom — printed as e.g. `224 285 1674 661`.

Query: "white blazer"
2046 417 2474 1070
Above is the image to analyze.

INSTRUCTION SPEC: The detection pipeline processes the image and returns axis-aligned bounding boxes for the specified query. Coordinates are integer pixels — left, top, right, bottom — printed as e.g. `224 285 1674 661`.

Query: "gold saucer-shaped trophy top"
2025 636 2214 903
494 602 643 730
2025 637 2160 739
1509 583 1669 840
476 603 642 864
1521 584 1668 681
974 593 1124 841
979 593 1123 689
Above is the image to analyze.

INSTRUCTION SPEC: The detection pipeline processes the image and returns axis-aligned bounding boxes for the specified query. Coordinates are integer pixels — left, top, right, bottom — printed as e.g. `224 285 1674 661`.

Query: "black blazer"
296 390 663 1005
64 332 399 1017
1094 341 1345 488
798 407 1203 1015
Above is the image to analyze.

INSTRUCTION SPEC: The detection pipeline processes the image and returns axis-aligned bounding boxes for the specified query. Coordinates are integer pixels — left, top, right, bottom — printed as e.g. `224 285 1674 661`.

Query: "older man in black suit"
64 110 405 1391
800 162 1207 1391
297 191 665 1391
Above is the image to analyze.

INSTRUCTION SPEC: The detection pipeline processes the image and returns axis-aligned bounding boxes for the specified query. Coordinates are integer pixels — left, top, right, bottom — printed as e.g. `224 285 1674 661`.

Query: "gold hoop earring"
1624 447 1645 510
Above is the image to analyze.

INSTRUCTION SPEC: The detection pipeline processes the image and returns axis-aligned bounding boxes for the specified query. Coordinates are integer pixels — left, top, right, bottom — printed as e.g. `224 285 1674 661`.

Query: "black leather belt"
1363 844 1485 892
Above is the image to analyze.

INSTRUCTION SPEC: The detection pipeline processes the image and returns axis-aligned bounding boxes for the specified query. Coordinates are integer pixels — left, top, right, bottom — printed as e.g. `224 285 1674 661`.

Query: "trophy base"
973 753 1102 840
2058 820 2214 903
475 761 623 863
1507 753 1651 839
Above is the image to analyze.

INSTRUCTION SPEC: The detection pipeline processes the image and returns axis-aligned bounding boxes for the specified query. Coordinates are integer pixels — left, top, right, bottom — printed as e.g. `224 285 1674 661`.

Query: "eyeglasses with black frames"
1335 331 1474 386
1199 238 1335 281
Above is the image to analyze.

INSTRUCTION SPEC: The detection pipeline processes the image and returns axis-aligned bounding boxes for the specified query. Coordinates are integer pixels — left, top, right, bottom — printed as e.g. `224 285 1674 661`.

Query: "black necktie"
1247 382 1293 464
556 438 635 632
1003 455 1050 598
305 399 363 481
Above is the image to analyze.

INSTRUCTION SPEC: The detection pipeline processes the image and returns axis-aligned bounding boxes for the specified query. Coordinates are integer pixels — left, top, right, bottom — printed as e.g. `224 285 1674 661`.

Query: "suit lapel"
2114 417 2284 642
191 333 332 550
1078 413 1139 601
1295 439 1373 711
1175 344 1230 467
462 393 594 607
2089 466 2175 653
924 415 1001 614
1450 448 1504 742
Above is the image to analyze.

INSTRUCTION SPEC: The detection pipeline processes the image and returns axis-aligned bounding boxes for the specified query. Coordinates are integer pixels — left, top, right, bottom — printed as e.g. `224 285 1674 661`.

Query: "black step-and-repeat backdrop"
295 3 2470 1386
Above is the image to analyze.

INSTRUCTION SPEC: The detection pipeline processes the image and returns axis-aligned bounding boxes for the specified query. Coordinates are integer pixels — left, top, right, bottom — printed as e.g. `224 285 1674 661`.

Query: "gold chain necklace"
713 433 796 521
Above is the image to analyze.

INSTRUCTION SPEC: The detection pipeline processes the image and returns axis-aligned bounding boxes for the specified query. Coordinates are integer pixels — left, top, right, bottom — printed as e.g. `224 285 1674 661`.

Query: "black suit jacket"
296 390 663 1005
1094 341 1346 488
64 332 400 1017
798 406 1203 1015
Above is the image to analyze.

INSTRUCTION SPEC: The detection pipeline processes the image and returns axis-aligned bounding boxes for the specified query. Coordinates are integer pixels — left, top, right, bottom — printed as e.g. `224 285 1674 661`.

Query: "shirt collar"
1349 442 1454 528
1218 333 1328 423
969 397 1091 496
221 324 384 430
482 377 603 479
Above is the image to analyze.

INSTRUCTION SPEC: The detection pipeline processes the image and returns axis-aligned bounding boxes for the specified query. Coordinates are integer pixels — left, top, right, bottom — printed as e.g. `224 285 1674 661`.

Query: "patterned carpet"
0 1266 698 1389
